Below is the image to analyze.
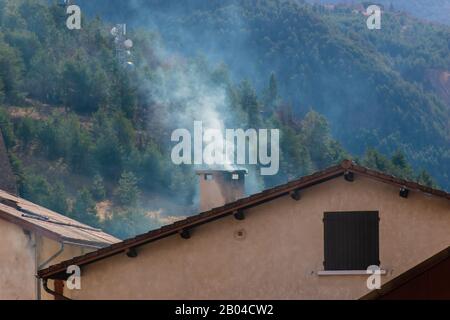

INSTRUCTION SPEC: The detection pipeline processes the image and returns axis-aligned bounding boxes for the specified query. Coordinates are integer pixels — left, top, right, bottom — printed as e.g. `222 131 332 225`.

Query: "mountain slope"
306 0 450 25
78 0 450 187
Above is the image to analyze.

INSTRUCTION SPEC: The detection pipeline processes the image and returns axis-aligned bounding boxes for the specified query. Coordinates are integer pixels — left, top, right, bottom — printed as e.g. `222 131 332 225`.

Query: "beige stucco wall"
0 217 95 300
37 237 91 300
0 219 36 299
68 176 450 300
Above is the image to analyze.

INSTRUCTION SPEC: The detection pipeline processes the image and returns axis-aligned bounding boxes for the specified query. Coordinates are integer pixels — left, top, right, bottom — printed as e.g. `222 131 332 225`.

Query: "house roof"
38 159 450 280
360 246 450 300
0 189 119 248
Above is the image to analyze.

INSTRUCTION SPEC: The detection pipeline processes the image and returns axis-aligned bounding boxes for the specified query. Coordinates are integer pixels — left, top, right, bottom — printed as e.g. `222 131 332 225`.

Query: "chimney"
196 169 247 212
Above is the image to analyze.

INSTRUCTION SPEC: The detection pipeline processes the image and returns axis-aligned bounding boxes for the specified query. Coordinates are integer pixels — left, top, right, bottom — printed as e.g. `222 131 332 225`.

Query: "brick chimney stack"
196 169 246 212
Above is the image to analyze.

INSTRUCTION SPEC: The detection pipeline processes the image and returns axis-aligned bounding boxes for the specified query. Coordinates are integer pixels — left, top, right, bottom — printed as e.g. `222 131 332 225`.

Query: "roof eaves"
0 207 63 243
0 206 117 249
350 164 450 200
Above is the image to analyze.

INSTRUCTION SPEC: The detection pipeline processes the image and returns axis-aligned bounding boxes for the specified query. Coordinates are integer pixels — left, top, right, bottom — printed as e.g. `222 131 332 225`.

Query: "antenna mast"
111 24 135 70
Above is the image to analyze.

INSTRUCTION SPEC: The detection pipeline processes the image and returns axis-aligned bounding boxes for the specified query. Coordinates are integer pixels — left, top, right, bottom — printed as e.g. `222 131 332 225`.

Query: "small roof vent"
0 196 19 210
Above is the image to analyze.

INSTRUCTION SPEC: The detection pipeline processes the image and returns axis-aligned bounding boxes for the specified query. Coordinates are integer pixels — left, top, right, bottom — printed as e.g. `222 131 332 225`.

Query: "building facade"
39 161 450 299
0 189 119 300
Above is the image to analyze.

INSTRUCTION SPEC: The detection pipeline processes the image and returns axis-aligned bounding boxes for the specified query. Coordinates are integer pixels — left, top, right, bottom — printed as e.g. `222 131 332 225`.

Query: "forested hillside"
306 0 450 25
77 0 450 187
0 0 446 238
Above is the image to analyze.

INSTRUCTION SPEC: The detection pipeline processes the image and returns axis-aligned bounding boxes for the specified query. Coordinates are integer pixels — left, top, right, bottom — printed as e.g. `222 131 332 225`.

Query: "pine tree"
115 171 140 206
391 150 413 179
91 174 106 201
72 187 100 227
416 170 437 188
361 148 393 173
389 2 395 12
239 79 261 127
264 72 278 112
0 40 24 102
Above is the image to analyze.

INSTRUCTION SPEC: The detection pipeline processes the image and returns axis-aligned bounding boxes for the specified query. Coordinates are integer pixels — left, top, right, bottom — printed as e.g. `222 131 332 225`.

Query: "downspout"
35 241 65 300
36 241 101 300
42 278 71 301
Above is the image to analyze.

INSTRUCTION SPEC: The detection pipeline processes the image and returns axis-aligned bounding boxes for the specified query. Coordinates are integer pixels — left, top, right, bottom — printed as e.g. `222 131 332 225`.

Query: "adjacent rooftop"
0 188 119 248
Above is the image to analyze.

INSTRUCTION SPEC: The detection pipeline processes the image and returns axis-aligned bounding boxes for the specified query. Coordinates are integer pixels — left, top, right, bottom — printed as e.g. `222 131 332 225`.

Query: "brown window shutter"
324 211 379 271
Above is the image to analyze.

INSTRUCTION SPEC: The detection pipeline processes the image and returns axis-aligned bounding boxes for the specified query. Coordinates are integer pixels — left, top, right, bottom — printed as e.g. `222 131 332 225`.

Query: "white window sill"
317 270 387 276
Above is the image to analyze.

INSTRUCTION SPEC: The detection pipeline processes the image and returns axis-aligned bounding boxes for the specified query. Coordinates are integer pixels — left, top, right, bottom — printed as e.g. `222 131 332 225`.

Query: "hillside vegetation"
0 0 445 238
306 0 450 25
78 0 450 187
